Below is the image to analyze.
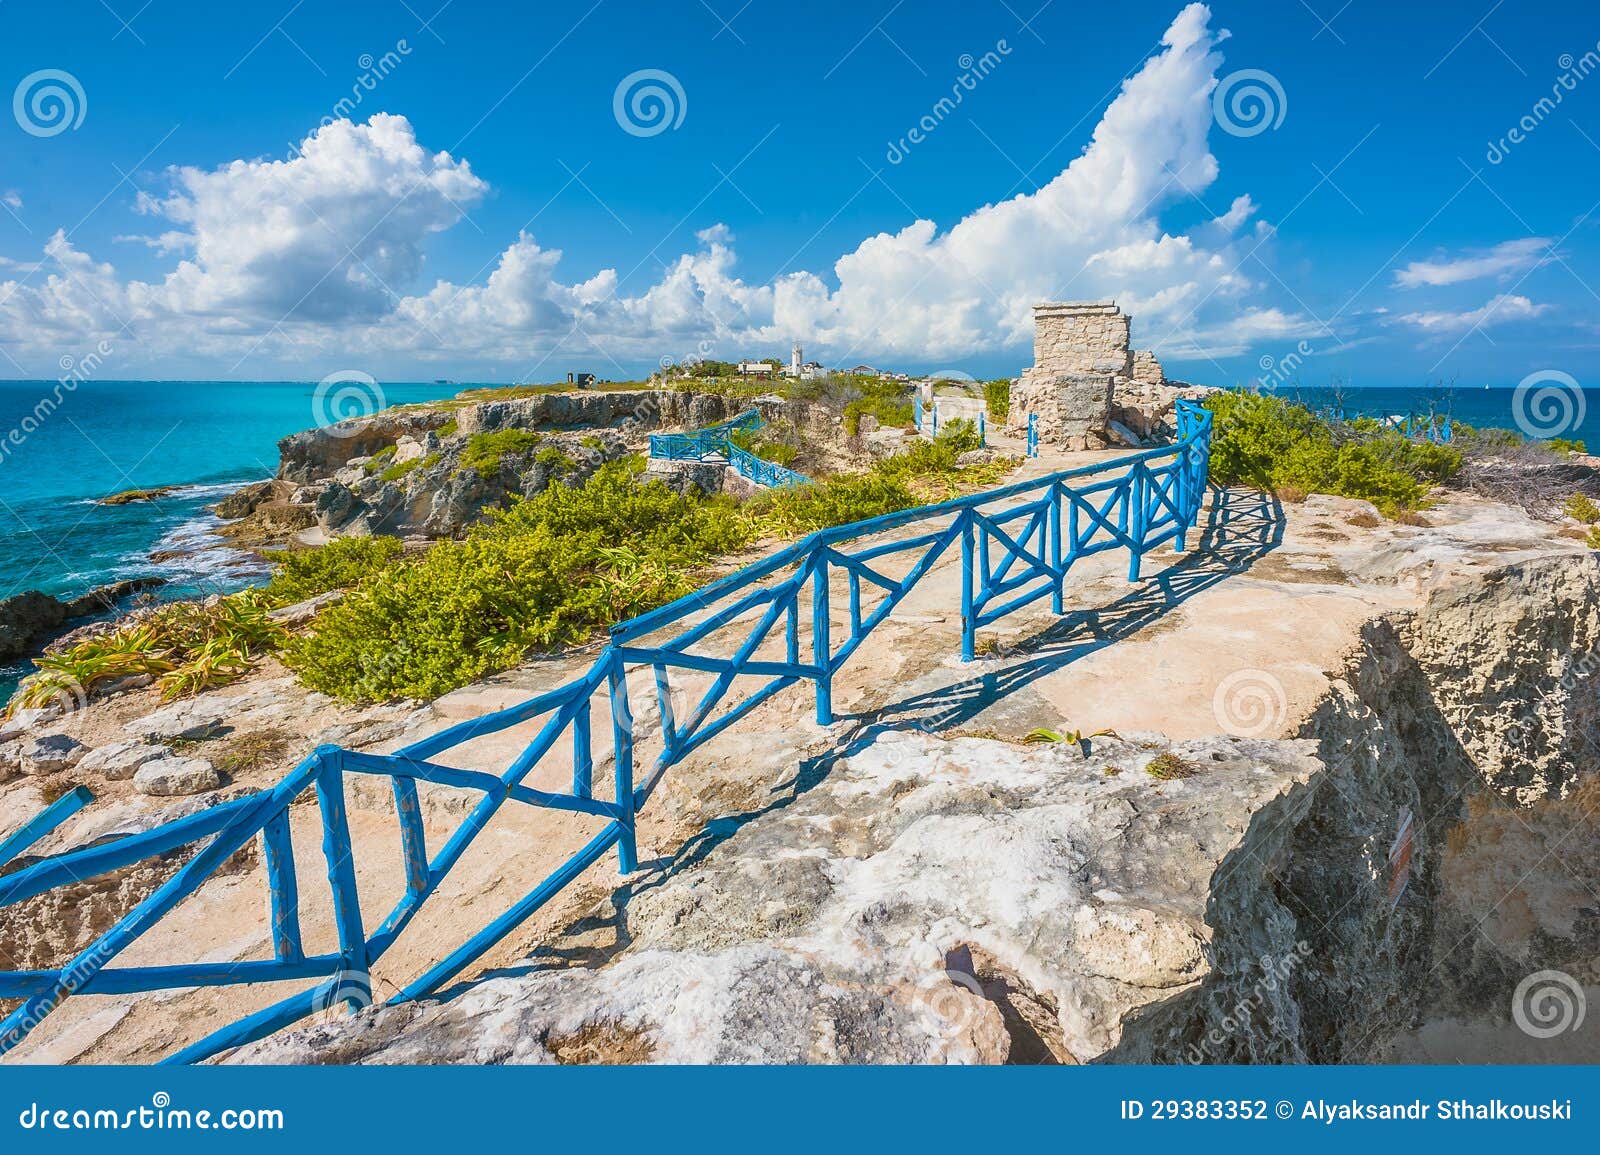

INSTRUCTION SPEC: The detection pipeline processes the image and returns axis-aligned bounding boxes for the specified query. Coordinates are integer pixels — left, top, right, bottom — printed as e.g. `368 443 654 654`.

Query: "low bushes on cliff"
282 462 751 701
1203 391 1461 515
265 536 405 603
284 423 1014 702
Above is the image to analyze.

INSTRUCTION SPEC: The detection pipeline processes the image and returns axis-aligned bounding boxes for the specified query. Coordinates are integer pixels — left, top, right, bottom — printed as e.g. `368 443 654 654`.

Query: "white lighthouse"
791 342 802 376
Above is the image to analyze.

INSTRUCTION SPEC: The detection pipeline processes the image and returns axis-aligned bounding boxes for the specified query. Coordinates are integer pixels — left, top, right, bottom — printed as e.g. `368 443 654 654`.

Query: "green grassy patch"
460 429 542 478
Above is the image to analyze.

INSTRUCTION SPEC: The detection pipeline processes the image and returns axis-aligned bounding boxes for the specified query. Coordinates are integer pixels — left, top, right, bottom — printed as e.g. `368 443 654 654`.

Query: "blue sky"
2 0 1599 389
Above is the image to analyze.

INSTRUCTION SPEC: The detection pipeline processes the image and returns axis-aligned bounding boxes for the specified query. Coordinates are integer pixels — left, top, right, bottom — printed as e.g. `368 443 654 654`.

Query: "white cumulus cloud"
0 3 1316 377
1393 237 1552 289
1396 293 1548 332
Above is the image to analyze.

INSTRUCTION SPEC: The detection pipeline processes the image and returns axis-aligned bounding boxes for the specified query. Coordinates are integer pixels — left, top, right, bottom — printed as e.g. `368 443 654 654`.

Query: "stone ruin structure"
1008 302 1203 449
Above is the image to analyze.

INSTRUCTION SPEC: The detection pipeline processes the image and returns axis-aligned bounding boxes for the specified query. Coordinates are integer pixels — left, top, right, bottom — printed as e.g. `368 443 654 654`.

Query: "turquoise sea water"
0 379 456 686
1285 383 1600 447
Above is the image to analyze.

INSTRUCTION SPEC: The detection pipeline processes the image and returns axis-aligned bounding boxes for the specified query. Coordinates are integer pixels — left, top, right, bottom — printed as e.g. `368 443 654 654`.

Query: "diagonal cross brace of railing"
0 401 1212 1064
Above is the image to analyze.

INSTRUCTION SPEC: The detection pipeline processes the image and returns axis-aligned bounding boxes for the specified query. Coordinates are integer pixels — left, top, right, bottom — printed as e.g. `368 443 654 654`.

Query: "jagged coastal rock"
0 577 167 661
242 389 760 543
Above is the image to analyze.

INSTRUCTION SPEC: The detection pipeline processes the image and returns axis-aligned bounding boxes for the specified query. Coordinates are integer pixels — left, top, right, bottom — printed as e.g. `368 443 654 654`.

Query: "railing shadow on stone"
0 401 1213 1064
467 485 1285 993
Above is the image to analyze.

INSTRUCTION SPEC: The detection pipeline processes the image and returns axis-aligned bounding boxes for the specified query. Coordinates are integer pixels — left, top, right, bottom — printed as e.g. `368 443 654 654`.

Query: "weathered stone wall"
1009 302 1205 448
1028 302 1133 378
1131 348 1165 386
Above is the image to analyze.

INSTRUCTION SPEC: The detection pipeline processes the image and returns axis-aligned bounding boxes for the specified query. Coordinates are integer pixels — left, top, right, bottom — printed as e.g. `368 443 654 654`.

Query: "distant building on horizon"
783 342 826 380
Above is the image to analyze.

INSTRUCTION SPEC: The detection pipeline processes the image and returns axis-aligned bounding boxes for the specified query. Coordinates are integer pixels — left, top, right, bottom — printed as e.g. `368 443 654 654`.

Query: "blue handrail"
0 785 94 867
0 400 1213 1064
648 408 808 487
1320 406 1454 445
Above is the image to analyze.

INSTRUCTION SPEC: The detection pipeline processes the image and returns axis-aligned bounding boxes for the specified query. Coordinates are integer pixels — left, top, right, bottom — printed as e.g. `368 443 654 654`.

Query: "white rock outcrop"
133 756 221 797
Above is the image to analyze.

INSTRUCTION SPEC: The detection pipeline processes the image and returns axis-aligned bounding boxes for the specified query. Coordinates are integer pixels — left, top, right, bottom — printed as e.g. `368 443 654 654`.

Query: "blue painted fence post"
978 411 986 447
1026 413 1038 458
315 749 368 1010
1127 463 1146 583
608 651 637 874
1049 482 1064 614
960 511 976 661
811 553 833 725
914 393 923 432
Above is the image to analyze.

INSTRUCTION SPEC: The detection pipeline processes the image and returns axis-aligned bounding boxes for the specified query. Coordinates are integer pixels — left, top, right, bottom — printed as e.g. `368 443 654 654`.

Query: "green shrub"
752 471 921 536
283 463 752 701
1565 493 1600 524
265 535 405 603
363 445 397 473
728 427 799 467
1203 392 1461 516
751 420 997 535
10 590 287 710
1550 437 1588 456
535 446 576 472
844 391 908 435
984 379 1011 423
460 430 541 478
379 453 437 484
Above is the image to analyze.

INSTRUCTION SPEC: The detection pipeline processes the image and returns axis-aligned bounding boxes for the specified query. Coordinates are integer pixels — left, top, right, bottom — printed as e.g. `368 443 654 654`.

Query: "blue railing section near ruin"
648 408 808 488
1318 407 1454 445
0 400 1213 1065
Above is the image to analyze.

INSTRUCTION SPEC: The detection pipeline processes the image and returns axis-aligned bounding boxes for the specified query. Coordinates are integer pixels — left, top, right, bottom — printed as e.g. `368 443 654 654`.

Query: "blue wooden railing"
1319 407 1454 445
647 409 808 487
0 400 1213 1065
